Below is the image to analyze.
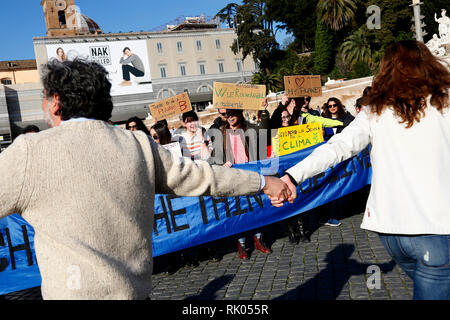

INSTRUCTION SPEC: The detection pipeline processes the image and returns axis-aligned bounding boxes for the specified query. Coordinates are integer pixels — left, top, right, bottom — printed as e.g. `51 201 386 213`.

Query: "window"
200 85 211 93
196 40 202 51
236 60 242 72
156 42 163 54
58 10 66 26
198 62 206 75
218 60 225 73
215 39 221 50
1 78 12 85
161 89 171 99
177 41 183 53
159 65 167 78
179 64 187 76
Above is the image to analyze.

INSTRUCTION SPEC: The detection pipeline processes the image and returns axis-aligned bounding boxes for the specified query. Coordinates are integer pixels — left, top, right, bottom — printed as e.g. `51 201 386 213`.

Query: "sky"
0 0 289 61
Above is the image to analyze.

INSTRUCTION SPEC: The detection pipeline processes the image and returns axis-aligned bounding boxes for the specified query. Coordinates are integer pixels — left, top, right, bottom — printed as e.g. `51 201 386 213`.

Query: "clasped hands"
262 175 298 207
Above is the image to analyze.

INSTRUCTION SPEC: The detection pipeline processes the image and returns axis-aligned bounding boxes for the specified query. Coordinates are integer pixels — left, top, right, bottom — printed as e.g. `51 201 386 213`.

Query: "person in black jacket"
320 97 355 227
321 97 355 134
208 101 271 260
210 108 229 131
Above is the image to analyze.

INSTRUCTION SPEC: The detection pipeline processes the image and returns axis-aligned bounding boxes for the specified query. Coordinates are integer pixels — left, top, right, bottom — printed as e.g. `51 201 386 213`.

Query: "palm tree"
216 3 239 28
316 0 357 31
251 70 282 94
339 28 373 67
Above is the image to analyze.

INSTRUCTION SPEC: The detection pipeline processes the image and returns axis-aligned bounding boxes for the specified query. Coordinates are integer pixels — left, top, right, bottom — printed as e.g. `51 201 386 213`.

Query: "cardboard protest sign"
272 123 324 157
162 142 182 157
213 82 266 110
284 75 322 98
149 92 192 121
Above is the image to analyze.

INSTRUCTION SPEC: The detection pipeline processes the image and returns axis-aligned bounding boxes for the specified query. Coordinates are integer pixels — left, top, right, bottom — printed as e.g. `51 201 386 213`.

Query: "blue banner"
0 214 41 295
0 143 371 295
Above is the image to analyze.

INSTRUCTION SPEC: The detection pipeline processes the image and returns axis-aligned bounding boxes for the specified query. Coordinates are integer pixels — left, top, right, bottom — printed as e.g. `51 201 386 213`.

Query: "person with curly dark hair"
41 59 113 125
275 40 450 300
125 116 150 135
0 58 293 299
23 125 40 134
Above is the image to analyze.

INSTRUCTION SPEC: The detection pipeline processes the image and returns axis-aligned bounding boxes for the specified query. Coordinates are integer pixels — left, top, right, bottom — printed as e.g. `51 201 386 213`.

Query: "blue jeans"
379 234 450 300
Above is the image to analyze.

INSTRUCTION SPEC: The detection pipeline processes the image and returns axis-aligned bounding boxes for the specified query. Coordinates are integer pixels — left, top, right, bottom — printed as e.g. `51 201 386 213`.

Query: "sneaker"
324 218 342 227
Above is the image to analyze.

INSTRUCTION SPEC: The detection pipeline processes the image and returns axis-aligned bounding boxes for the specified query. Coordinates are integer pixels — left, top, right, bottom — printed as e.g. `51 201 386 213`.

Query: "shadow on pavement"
273 243 396 300
184 275 234 301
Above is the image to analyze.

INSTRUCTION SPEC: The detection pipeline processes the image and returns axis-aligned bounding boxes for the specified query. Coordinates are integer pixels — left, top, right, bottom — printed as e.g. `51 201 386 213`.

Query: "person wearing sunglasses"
210 108 229 131
208 104 272 260
270 94 343 131
321 98 355 135
150 122 172 145
125 116 150 135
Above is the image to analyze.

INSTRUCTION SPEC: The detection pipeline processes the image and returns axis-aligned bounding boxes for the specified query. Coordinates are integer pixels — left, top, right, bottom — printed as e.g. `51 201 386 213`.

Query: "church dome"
77 13 102 34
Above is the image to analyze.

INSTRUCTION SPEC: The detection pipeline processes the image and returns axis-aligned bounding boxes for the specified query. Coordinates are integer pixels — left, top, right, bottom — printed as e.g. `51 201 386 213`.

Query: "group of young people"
122 91 368 263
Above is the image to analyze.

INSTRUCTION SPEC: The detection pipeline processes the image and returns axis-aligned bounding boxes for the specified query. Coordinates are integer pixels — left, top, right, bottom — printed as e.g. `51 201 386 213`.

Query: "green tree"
216 3 239 28
223 1 279 72
266 0 318 52
316 0 357 31
339 28 374 67
313 20 333 75
251 70 282 94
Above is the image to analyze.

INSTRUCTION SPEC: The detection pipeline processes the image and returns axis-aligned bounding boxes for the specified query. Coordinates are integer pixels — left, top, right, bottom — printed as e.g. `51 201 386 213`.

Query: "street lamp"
233 13 245 83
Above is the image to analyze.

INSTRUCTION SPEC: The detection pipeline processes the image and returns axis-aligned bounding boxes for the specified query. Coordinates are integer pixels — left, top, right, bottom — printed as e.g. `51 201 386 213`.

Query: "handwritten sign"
149 92 192 121
162 142 182 157
213 82 266 110
272 123 324 157
284 75 322 98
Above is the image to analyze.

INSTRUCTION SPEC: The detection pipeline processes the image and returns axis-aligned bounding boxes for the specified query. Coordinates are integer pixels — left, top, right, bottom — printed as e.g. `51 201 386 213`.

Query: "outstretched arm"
0 135 29 218
150 137 291 201
270 110 372 207
286 109 371 186
303 113 343 128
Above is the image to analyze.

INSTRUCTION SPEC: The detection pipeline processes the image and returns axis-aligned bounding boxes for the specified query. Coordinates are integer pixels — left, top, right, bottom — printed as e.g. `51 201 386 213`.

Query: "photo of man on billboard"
119 47 145 86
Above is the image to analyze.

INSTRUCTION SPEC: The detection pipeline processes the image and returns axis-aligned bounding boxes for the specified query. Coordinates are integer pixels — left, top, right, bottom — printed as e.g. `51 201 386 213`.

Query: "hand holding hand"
262 176 292 207
267 175 298 207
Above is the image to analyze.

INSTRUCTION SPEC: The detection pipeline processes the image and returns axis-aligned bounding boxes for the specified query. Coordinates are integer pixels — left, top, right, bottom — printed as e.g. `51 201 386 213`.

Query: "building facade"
33 26 257 119
0 2 259 148
0 60 39 85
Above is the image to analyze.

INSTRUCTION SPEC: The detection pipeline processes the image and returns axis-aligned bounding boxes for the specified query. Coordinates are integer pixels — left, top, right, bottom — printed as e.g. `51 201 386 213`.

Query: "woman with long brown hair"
276 40 450 300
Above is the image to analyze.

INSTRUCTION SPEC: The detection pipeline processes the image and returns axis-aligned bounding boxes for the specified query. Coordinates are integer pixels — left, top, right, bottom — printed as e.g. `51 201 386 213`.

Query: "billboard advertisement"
46 40 152 97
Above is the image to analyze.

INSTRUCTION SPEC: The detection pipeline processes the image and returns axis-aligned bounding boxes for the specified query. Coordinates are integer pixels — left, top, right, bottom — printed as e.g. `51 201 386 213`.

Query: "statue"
426 34 446 57
434 9 450 43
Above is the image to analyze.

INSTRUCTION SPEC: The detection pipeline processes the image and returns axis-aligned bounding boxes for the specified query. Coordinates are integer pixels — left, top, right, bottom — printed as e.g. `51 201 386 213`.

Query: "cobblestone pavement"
2 212 414 301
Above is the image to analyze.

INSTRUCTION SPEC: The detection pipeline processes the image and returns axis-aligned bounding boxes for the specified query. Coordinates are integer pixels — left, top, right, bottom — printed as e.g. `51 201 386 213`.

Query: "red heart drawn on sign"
295 77 305 87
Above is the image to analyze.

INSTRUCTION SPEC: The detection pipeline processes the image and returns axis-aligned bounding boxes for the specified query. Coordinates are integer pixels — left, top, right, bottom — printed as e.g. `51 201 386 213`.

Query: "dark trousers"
122 65 144 81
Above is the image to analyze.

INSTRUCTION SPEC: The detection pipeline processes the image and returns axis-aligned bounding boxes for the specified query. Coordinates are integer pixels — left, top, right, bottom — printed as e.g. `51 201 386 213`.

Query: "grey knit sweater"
0 121 261 299
119 54 145 73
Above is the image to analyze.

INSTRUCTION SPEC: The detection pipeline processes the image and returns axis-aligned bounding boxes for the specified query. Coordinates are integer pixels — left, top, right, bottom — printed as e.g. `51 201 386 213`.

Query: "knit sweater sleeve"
149 138 261 197
0 135 29 218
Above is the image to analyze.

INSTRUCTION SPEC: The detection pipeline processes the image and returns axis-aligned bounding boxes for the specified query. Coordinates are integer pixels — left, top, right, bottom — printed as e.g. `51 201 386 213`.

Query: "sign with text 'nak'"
284 75 322 98
149 92 192 121
213 82 266 110
273 123 324 157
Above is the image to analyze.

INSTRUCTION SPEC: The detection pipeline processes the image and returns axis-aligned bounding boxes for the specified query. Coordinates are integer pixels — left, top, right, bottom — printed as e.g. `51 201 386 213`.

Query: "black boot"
287 220 300 244
297 216 310 243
